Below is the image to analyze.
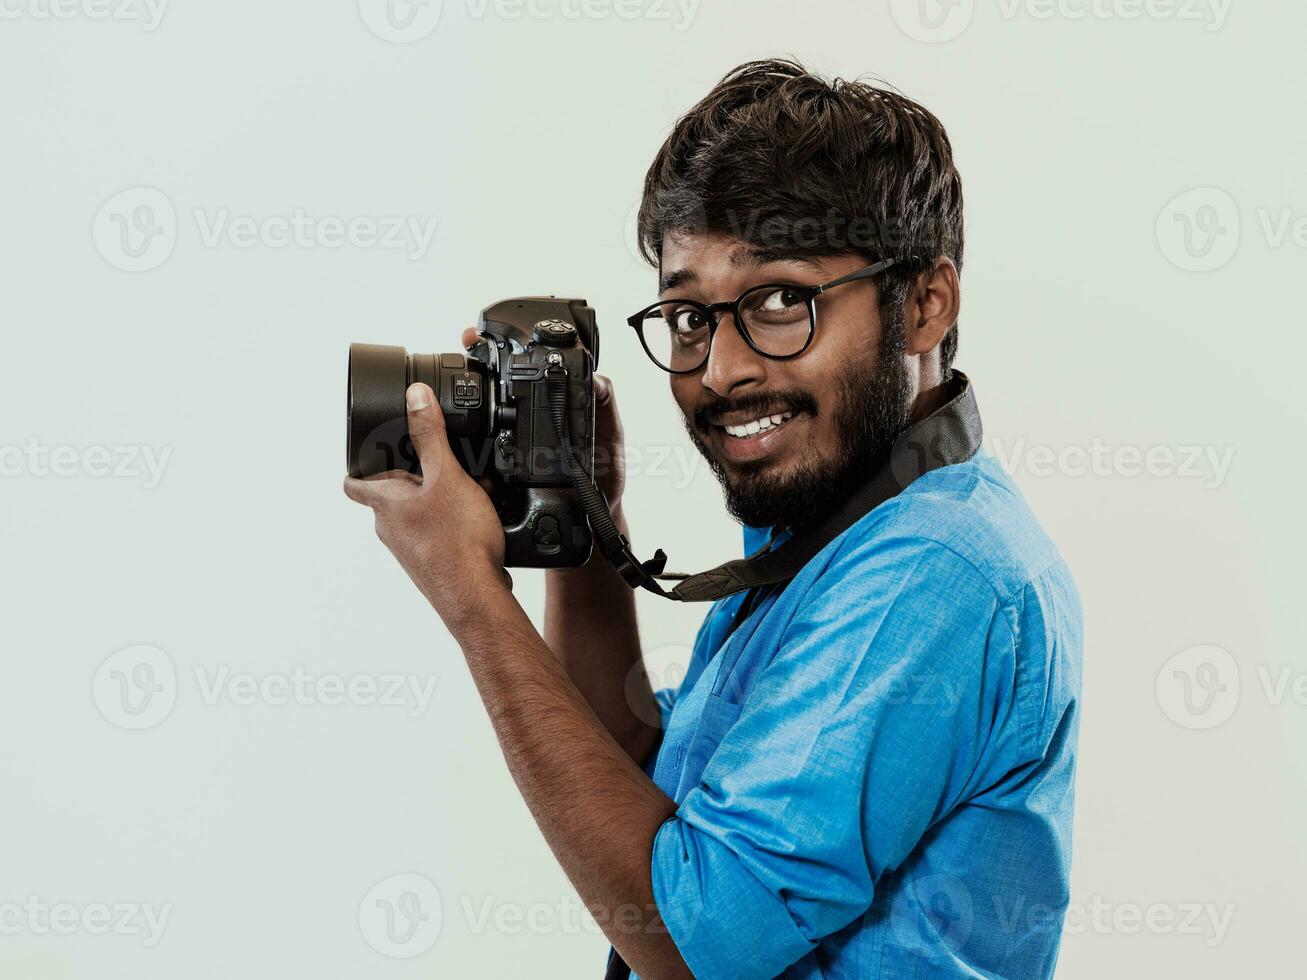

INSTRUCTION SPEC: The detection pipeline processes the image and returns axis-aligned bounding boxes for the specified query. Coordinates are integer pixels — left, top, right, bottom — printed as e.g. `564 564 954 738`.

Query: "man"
345 59 1082 979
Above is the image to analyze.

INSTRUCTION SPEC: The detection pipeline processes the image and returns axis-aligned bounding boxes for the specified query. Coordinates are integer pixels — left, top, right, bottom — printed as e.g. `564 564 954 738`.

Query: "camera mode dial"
532 319 577 347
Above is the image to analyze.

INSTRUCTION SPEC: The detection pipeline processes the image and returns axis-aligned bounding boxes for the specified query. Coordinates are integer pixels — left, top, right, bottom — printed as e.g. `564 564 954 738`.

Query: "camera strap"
548 369 983 604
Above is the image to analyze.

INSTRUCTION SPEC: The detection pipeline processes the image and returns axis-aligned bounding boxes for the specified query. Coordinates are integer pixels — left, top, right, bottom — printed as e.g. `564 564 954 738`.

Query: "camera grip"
501 488 593 568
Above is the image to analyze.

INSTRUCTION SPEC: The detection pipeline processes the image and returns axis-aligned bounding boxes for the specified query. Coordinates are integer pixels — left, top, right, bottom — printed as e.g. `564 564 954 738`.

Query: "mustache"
692 389 820 431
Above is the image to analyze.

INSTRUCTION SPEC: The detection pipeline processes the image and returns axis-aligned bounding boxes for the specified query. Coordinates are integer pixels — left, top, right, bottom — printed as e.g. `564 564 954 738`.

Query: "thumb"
405 383 448 478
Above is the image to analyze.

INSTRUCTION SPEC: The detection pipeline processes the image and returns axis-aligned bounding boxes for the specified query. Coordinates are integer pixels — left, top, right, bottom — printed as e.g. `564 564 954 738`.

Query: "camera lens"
346 343 493 478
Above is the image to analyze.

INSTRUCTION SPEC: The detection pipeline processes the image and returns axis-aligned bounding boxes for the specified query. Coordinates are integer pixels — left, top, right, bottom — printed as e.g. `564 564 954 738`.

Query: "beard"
684 322 913 532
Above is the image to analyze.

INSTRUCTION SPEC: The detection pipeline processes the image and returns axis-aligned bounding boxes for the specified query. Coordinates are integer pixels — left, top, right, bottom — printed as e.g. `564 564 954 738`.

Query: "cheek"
807 397 843 455
669 377 696 421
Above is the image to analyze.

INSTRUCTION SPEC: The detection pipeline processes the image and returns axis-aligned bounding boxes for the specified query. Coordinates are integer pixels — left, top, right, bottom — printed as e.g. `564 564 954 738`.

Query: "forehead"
657 230 847 294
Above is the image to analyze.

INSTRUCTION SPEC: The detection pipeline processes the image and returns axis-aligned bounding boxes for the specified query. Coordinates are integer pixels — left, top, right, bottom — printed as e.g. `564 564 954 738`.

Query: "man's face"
662 230 915 530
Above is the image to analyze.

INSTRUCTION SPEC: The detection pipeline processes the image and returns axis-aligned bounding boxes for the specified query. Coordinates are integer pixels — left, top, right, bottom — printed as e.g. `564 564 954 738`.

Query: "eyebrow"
659 249 829 295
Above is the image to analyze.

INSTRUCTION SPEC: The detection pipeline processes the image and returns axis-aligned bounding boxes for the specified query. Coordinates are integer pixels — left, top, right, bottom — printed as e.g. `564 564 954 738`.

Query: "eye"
664 307 709 341
758 287 805 312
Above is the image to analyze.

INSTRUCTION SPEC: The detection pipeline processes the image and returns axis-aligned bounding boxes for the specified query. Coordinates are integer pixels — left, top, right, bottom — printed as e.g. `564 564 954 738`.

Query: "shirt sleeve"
650 534 1025 980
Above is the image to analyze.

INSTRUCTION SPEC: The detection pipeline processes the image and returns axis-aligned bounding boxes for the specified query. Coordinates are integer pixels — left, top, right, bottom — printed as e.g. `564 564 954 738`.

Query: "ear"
904 257 960 358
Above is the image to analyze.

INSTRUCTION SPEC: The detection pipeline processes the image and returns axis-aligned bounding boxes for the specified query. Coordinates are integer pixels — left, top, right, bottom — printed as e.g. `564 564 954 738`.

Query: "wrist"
427 556 514 633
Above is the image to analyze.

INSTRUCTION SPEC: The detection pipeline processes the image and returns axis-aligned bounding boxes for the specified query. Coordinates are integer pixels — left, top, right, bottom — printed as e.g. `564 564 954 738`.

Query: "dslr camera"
346 297 598 568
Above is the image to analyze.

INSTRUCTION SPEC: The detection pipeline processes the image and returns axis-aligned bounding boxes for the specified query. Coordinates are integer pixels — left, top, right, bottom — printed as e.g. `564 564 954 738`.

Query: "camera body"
347 297 598 568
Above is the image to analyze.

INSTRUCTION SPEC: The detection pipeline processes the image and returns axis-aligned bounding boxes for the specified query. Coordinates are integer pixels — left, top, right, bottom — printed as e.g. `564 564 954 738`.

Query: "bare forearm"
448 582 691 979
544 505 661 765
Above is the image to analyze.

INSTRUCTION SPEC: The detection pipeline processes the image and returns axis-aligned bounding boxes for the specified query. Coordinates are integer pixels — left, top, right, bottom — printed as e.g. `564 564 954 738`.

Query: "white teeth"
724 411 797 439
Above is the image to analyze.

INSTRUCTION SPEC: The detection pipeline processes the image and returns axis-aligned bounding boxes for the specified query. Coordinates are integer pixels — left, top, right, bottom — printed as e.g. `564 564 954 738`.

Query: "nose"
700 311 767 397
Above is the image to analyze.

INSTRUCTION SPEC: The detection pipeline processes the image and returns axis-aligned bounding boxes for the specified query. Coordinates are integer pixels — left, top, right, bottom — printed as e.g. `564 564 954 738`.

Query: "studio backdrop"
1 1 1302 977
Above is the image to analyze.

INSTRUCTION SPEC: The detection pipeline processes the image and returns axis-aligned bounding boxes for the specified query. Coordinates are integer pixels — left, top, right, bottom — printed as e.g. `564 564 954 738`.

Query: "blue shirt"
638 450 1083 979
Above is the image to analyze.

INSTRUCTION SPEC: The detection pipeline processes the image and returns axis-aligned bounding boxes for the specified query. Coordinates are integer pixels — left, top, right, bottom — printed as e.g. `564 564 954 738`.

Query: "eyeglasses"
626 257 903 375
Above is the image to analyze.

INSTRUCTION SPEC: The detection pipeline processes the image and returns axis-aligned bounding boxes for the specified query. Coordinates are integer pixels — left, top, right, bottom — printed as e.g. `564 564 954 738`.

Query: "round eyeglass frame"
626 257 903 375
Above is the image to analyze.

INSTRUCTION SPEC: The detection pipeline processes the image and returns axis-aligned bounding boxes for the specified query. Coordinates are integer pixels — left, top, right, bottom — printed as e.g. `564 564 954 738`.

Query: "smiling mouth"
719 410 797 440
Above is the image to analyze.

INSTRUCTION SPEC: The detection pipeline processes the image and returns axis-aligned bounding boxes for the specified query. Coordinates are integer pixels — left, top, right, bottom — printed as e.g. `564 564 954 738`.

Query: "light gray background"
2 0 1303 976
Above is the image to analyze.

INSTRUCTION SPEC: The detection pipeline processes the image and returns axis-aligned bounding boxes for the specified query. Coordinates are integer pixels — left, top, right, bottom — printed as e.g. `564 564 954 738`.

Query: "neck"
909 373 952 423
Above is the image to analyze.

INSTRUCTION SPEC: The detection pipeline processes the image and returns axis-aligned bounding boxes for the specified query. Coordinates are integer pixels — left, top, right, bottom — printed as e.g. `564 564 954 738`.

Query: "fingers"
405 383 448 478
594 374 623 437
342 475 379 506
343 471 417 503
461 327 479 349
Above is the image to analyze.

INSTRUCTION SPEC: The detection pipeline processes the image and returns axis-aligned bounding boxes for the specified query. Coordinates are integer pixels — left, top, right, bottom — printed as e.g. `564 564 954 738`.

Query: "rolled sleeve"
652 815 814 979
649 535 1024 979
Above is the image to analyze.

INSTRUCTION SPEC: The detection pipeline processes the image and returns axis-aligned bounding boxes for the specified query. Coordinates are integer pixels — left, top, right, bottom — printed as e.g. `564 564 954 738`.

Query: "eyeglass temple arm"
813 256 913 295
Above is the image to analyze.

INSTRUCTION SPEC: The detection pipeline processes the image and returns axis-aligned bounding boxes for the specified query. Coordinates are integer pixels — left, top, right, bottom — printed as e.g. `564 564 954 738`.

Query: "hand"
343 382 509 623
460 327 626 509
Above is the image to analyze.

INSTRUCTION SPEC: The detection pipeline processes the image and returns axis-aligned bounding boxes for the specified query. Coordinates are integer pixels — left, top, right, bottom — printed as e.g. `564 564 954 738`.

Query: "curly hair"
637 58 965 372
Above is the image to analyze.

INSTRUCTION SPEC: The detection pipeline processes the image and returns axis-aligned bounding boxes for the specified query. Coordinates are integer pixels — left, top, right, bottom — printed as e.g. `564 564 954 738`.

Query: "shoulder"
832 450 1075 607
793 451 1084 724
